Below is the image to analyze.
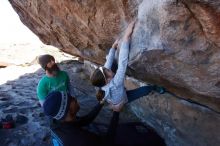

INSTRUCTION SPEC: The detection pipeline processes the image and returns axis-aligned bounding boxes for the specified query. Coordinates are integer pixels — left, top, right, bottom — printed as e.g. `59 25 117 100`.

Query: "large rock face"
125 77 220 146
9 0 220 145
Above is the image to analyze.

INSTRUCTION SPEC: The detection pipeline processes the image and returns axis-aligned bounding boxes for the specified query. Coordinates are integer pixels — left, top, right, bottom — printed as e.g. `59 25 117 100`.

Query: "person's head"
90 67 115 87
38 54 60 76
43 91 80 122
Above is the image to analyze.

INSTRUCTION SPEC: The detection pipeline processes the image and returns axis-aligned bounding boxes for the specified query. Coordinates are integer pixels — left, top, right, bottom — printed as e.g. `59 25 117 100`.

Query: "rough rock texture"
125 77 220 146
85 60 220 146
9 0 220 145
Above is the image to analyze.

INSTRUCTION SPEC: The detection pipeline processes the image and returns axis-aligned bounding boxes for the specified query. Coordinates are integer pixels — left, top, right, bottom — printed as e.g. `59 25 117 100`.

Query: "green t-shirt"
37 71 70 101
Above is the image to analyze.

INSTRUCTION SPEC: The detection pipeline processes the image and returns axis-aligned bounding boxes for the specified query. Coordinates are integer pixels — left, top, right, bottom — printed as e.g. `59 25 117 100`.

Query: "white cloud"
0 1 42 44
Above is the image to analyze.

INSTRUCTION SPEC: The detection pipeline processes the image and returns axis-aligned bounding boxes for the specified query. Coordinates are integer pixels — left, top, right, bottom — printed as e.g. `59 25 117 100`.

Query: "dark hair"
90 68 106 87
96 89 105 101
38 54 55 70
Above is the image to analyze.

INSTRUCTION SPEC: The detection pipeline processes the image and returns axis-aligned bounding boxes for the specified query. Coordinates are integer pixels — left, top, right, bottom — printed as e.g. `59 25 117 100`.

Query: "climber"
90 20 165 109
37 54 71 106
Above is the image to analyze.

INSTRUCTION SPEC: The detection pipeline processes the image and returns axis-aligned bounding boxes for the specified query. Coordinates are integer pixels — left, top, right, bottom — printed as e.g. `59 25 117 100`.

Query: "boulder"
9 0 220 145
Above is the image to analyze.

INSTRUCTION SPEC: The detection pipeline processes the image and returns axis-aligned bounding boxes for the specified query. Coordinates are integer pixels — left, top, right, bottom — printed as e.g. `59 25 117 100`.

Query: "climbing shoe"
153 85 166 94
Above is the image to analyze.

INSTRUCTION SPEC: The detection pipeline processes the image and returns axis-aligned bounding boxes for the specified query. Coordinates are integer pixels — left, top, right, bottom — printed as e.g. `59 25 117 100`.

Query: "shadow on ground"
0 60 165 146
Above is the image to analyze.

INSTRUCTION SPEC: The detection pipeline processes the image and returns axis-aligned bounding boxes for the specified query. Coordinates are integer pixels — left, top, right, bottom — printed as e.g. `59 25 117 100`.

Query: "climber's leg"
126 86 154 103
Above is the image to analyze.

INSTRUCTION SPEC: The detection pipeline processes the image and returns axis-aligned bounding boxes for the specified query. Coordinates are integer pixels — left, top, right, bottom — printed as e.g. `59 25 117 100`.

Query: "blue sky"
0 1 41 44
